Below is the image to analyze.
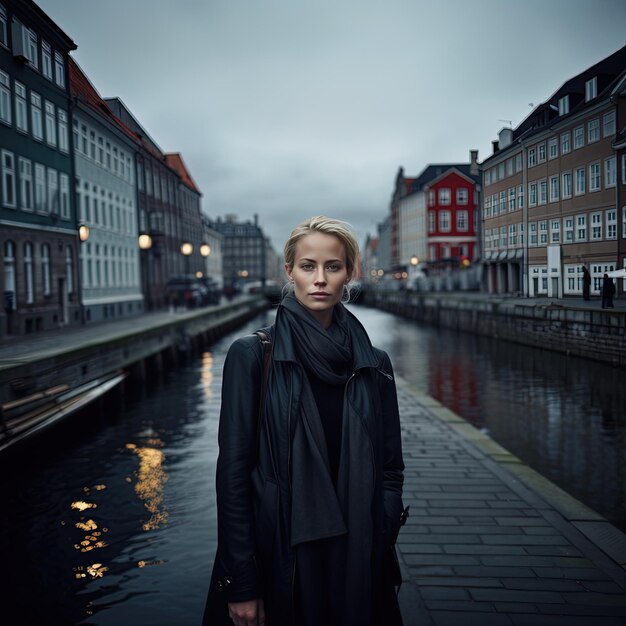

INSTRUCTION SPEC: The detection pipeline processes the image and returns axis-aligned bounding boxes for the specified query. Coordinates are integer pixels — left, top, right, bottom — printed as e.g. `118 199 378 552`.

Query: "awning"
515 248 524 259
497 250 507 261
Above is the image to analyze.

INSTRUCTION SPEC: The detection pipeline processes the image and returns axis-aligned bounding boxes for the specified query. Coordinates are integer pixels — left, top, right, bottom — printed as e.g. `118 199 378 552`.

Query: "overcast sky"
39 0 626 254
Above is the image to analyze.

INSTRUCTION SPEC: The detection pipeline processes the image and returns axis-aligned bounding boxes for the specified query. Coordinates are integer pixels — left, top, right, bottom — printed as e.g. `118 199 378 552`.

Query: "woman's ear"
284 263 292 281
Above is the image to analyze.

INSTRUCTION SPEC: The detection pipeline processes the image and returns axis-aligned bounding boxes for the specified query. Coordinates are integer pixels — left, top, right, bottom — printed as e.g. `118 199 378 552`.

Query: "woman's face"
285 232 351 328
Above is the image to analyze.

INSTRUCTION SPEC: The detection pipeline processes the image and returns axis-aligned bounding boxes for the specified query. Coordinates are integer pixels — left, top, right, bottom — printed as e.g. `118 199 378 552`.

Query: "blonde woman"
204 216 407 626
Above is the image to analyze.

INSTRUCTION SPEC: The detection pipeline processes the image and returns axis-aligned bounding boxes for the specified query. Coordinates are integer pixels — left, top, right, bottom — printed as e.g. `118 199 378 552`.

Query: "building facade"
69 58 143 322
482 45 626 297
0 0 79 335
208 214 273 295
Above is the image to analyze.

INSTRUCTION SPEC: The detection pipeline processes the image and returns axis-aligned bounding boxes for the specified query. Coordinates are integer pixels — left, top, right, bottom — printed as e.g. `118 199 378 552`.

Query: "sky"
38 0 626 254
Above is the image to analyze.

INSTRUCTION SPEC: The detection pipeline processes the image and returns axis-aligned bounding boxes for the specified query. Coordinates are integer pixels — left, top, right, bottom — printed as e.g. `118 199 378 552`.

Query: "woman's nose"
314 268 326 284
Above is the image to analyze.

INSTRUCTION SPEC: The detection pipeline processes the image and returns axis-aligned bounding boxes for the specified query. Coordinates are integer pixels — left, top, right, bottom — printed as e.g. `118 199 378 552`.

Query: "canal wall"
361 291 626 368
0 296 268 406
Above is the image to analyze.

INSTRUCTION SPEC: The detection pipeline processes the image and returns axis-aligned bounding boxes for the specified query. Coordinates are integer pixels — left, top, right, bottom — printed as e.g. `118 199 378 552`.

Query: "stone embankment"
361 290 626 368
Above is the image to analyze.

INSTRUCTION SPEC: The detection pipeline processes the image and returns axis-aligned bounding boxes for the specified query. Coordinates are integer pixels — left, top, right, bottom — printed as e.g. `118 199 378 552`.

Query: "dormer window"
558 95 569 116
585 77 597 102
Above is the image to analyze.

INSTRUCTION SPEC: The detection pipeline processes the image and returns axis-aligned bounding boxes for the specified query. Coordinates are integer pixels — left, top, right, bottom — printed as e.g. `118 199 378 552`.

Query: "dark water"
0 305 624 625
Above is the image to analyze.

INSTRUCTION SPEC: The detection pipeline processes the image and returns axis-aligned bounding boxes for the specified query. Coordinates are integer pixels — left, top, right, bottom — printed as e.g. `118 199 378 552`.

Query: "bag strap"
254 330 272 462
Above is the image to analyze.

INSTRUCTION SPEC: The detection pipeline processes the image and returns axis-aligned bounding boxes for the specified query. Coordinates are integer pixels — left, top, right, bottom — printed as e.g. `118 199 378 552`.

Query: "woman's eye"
327 264 339 272
301 264 314 271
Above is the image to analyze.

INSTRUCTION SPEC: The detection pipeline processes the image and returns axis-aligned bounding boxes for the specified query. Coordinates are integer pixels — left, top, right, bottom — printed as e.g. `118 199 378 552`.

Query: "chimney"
254 213 258 227
492 140 499 154
470 149 479 176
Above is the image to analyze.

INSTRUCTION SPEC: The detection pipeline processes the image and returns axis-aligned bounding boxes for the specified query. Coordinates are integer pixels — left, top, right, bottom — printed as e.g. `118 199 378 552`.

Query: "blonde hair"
284 215 360 276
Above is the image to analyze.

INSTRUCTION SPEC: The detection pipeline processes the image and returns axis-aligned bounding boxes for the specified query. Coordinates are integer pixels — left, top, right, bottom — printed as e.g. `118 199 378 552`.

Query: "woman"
204 216 406 626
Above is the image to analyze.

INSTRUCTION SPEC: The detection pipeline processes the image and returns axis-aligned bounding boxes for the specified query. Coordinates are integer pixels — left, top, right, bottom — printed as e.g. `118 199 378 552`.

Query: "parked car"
166 275 207 308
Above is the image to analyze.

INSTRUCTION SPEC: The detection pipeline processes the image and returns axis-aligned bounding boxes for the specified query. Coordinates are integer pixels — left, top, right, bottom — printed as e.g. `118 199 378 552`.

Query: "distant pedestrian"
582 266 591 301
601 273 615 309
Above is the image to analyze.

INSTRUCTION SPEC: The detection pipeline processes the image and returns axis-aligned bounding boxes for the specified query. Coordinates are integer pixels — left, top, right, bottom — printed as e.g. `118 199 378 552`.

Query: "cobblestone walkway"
395 380 626 626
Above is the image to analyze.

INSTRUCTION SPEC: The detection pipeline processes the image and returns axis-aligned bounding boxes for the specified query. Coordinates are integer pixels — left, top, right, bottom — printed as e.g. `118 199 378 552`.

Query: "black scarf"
279 292 352 384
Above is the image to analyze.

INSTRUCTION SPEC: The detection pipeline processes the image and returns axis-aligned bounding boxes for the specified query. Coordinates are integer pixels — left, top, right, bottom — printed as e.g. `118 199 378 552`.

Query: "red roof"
69 57 165 162
165 152 201 194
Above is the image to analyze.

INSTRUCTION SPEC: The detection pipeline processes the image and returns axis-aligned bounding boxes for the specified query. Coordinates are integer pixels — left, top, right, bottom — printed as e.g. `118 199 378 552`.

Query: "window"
529 182 538 206
517 185 524 209
47 168 58 216
497 163 505 180
499 191 506 213
428 190 434 206
539 180 547 205
22 26 37 67
589 162 600 192
576 214 587 241
456 188 468 204
3 240 16 309
89 131 96 159
548 138 558 159
80 123 88 154
14 81 27 132
19 157 32 211
34 163 46 213
41 243 51 296
558 172 571 199
58 109 68 153
428 210 435 233
54 52 65 88
558 95 569 115
588 118 600 143
24 242 34 304
606 209 617 240
585 77 597 101
1 150 16 208
528 147 537 167
0 69 11 125
623 207 626 239
605 157 616 188
438 188 450 205
575 167 585 195
506 158 513 176
591 212 602 240
603 111 616 137
549 175 559 202
59 173 69 219
509 223 517 245
41 41 52 79
550 219 560 243
457 210 468 231
538 143 546 162
499 225 507 247
31 91 42 140
529 222 537 246
515 153 522 172
439 210 451 231
623 155 626 185
484 196 491 218
574 126 584 149
564 217 574 243
538 220 548 245
0 4 7 47
98 137 104 164
508 187 515 211
44 101 56 147
561 131 570 154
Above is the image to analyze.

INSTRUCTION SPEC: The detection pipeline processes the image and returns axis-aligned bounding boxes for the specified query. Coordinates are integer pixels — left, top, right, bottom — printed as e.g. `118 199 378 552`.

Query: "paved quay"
395 378 626 626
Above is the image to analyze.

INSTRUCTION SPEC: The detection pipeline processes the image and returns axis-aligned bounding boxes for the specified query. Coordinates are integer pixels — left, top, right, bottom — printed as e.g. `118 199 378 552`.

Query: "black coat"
204 313 406 625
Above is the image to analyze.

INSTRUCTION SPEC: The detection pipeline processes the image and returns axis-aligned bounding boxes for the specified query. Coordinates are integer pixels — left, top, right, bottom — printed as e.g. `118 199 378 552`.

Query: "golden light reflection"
73 563 109 579
200 351 214 400
71 501 97 511
126 441 169 531
137 559 166 568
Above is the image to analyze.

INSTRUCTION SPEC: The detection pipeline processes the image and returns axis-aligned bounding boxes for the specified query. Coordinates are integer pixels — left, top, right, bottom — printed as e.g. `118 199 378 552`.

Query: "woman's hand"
228 599 265 626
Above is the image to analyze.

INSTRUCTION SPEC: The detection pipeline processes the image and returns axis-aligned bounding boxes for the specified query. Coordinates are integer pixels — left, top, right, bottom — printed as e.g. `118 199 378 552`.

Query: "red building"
425 166 479 266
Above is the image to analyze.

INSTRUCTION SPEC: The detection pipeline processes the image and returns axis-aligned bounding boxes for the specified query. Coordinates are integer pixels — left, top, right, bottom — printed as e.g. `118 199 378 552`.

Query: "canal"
1 304 625 625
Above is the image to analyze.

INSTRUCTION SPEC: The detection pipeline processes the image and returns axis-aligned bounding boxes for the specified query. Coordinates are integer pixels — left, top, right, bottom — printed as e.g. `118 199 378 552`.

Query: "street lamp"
181 242 193 275
139 233 153 310
78 224 90 243
200 243 211 257
77 224 90 324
